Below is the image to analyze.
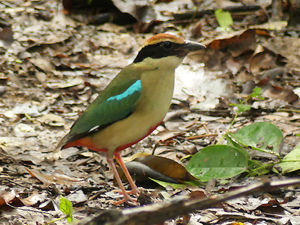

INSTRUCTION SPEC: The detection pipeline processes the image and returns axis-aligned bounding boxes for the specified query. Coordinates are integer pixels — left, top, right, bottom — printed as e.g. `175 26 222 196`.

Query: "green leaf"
248 160 272 176
227 134 274 176
59 196 74 221
215 9 233 29
250 87 263 99
228 122 283 157
186 145 248 182
236 104 251 113
229 103 251 113
226 134 249 157
279 144 300 173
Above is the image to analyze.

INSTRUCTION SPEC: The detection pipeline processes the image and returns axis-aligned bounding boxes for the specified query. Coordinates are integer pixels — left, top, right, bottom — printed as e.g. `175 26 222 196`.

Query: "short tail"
53 134 70 153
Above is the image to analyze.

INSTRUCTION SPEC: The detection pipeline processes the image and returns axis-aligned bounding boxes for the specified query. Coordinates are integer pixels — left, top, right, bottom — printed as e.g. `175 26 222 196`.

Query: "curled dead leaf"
38 114 65 127
117 155 197 187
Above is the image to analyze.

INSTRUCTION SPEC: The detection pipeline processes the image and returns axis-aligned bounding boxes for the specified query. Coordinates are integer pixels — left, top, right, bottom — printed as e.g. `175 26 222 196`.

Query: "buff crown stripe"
141 34 185 48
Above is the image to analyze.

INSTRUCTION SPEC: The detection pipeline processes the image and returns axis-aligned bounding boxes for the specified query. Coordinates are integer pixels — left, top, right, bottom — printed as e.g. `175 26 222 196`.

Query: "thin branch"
78 178 300 225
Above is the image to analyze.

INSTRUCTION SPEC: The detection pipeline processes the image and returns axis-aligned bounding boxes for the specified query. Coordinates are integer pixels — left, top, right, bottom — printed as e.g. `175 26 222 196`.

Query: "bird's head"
134 33 205 69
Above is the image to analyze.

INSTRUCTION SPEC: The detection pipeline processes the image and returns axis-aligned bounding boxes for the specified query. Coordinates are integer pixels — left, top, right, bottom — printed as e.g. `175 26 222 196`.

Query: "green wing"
66 77 142 143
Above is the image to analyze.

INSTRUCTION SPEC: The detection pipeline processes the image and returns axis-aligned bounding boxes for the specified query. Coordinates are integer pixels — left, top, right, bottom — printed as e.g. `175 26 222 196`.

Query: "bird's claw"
108 196 138 206
112 189 139 196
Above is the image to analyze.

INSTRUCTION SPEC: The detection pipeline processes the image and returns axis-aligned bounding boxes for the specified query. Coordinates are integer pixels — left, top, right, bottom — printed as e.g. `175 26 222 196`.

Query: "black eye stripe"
133 42 184 63
161 41 173 49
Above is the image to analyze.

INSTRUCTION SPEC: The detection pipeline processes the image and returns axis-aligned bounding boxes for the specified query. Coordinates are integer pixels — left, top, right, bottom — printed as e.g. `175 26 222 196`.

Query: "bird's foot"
110 196 137 206
110 189 139 205
112 188 139 196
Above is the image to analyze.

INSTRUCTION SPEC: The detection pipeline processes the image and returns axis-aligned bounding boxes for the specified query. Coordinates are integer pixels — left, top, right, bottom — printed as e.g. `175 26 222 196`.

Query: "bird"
55 33 205 205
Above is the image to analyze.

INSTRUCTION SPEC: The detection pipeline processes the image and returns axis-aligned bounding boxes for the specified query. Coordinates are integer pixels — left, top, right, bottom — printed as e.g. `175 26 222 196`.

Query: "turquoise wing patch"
107 80 142 101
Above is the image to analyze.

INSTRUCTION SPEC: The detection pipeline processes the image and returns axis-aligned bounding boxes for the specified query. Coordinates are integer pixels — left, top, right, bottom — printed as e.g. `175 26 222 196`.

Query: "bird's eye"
161 41 173 49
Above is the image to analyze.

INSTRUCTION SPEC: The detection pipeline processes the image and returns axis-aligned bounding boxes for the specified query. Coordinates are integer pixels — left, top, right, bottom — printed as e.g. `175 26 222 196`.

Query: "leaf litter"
1 0 300 224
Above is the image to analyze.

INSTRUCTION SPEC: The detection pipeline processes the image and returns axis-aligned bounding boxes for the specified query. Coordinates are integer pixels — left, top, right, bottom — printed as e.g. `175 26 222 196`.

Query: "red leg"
114 152 140 196
106 156 136 205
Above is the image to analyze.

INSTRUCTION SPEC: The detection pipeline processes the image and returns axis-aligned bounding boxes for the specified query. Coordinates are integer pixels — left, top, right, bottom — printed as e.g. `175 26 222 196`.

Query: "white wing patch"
88 126 100 133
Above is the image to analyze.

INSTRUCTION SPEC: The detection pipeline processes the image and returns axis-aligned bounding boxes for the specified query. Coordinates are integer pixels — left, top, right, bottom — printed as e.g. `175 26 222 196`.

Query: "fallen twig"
78 178 300 225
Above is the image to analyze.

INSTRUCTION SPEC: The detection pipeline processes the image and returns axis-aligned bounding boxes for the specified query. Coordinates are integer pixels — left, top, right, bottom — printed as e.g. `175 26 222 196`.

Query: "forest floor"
1 0 300 224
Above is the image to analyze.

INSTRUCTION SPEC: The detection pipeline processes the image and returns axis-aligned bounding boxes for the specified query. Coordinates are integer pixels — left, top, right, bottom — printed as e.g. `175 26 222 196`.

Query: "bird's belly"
90 110 165 157
91 90 172 157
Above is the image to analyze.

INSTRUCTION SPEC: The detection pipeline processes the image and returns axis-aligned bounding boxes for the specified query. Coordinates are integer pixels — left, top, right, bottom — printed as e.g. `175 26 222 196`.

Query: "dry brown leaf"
25 167 85 186
134 155 196 183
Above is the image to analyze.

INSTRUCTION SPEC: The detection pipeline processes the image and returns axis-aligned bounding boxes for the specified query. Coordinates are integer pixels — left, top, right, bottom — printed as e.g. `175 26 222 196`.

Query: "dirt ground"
1 0 300 224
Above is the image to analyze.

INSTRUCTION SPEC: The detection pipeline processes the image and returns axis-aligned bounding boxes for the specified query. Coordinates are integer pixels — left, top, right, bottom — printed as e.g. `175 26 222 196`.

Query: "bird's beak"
183 41 206 51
